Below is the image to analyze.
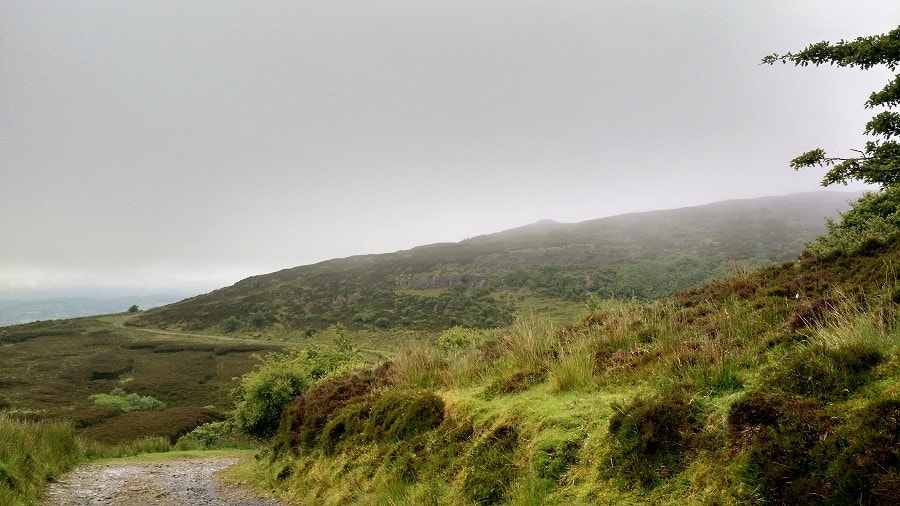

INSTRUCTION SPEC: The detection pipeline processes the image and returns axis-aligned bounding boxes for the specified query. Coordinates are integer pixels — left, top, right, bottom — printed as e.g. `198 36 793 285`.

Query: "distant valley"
0 293 191 327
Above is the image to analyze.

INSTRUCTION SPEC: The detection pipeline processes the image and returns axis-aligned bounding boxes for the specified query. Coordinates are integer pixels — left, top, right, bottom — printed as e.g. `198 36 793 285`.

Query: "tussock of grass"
0 416 78 505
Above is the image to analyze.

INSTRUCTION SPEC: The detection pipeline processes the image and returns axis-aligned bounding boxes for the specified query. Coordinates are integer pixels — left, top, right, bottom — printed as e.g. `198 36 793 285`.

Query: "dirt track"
42 456 277 506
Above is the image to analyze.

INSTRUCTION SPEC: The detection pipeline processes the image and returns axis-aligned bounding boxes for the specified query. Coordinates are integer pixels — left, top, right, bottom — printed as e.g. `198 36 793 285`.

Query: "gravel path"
42 456 278 506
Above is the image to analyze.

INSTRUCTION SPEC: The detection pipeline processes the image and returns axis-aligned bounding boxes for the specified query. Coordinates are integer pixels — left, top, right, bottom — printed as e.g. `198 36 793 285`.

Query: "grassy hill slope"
132 191 860 335
236 230 900 505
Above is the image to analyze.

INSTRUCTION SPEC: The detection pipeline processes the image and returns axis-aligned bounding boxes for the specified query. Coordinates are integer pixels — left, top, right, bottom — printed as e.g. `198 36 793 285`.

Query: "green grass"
0 414 262 505
0 416 79 505
0 317 286 444
235 233 900 504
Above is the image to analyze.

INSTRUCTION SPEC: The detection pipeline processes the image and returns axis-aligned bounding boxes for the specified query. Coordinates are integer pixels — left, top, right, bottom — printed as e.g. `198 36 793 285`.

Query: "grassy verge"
0 417 79 506
0 414 263 505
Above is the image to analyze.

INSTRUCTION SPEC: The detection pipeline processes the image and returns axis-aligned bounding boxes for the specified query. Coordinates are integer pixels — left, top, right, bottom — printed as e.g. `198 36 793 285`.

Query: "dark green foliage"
729 395 900 505
319 401 370 455
233 347 366 439
764 27 900 187
767 343 883 400
79 406 223 443
810 187 900 256
363 391 445 442
222 316 240 333
533 438 580 483
605 393 702 489
825 399 900 504
463 425 519 505
127 305 139 313
732 396 830 504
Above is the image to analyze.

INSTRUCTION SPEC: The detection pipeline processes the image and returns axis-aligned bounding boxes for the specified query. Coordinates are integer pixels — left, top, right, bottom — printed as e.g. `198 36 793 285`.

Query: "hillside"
132 191 860 335
233 227 900 505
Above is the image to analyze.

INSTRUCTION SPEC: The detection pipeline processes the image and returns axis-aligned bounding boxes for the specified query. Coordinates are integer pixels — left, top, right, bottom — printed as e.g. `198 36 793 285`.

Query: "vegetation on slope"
0 317 284 444
226 229 899 504
132 192 856 335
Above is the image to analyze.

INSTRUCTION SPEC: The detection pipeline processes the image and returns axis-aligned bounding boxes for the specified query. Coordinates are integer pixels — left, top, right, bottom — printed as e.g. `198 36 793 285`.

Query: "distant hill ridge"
132 191 862 334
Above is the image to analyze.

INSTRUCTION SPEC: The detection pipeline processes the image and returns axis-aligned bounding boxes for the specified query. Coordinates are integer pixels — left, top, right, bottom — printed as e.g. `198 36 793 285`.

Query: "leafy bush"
809 188 900 257
175 420 253 449
89 389 166 412
233 347 367 439
605 393 702 488
275 368 383 454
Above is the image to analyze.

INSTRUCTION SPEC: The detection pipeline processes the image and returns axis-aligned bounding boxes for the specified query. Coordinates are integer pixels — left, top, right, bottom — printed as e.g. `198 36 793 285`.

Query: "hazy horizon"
3 2 897 299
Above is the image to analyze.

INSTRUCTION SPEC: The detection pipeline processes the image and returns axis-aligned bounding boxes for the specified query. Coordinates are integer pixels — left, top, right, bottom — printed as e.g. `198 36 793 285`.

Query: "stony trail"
42 456 278 506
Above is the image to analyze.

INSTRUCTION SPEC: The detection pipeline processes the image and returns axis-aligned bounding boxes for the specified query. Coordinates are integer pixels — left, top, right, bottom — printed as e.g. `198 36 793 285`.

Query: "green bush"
233 347 367 439
729 394 900 504
605 393 702 489
825 399 900 504
275 368 382 454
89 389 166 412
809 188 900 257
176 420 253 449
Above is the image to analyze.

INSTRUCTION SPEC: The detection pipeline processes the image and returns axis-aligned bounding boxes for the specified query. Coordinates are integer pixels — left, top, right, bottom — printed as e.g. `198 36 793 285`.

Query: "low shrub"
787 297 839 330
89 389 166 412
84 353 133 380
176 420 255 449
605 393 702 489
275 369 382 454
766 342 884 400
824 398 900 504
78 406 223 443
233 348 364 439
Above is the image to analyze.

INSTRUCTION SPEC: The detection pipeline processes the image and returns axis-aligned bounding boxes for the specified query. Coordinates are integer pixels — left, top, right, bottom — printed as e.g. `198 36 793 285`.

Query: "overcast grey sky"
1 1 897 298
